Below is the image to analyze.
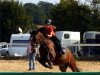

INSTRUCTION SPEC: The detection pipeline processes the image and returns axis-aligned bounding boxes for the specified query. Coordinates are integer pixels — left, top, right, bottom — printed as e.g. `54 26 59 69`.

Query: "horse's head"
30 29 45 47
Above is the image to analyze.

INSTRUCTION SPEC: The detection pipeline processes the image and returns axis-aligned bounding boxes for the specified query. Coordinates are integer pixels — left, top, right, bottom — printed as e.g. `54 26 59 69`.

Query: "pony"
30 29 80 72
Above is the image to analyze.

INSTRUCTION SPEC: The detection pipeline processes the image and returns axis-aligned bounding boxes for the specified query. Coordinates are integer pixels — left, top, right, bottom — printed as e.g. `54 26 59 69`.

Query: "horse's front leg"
46 59 53 69
38 58 52 69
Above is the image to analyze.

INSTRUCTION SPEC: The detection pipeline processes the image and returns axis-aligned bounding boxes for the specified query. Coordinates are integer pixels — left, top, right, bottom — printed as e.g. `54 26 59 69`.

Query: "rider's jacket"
45 25 56 37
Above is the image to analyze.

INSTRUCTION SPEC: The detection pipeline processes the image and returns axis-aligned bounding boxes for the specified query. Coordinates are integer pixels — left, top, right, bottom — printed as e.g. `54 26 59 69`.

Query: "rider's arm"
47 26 55 38
47 34 52 38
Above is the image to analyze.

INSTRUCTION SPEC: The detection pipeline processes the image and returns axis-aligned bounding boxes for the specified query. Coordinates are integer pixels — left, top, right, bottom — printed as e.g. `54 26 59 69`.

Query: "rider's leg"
51 36 65 55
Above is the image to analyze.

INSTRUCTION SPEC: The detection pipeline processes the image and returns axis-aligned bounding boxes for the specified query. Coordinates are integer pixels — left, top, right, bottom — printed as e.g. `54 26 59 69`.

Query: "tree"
24 3 41 24
51 0 93 33
38 1 54 18
90 0 100 31
0 0 33 42
24 1 54 25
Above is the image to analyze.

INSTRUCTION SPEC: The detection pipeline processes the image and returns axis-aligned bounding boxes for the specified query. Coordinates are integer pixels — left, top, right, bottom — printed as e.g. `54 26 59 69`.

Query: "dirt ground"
0 58 100 72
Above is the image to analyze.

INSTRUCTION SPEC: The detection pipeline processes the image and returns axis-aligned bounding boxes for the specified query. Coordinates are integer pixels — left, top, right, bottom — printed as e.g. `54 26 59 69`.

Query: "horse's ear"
30 29 39 35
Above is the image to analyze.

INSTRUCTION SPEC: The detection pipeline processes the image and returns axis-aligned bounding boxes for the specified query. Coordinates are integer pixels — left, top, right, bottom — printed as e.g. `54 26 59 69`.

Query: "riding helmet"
44 19 52 25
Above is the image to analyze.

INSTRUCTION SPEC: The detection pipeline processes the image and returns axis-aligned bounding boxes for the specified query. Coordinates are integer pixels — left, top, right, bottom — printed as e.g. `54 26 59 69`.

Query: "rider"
43 19 65 56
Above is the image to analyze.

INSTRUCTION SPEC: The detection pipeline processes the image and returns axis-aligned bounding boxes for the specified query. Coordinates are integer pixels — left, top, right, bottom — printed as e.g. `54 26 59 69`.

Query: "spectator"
27 41 36 71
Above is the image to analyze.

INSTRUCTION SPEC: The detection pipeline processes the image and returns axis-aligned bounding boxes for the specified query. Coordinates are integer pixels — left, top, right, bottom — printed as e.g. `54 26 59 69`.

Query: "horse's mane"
37 27 46 37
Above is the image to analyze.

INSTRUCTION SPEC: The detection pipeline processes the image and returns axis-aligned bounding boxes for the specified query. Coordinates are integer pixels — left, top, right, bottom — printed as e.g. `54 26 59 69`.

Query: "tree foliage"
0 0 100 42
24 1 54 25
0 0 33 42
0 0 54 42
51 0 94 33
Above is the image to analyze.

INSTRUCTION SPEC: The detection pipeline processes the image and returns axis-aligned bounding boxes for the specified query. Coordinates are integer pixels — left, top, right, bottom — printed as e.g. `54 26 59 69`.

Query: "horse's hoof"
50 66 53 69
48 66 53 69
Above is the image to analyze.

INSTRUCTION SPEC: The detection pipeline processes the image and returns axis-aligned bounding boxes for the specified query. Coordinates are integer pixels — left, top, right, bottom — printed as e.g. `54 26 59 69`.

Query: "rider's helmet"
44 19 52 25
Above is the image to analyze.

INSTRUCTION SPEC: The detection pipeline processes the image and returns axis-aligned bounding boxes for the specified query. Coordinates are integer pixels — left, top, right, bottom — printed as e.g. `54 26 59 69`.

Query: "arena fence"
0 72 99 75
0 43 100 56
1 43 100 46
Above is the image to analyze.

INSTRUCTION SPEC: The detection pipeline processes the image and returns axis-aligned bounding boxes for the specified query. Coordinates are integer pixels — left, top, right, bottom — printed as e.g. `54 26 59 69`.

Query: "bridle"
30 35 39 49
29 30 40 50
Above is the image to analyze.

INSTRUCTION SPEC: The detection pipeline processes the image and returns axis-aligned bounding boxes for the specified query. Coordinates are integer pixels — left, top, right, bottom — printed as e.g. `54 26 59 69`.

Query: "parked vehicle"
8 34 30 57
83 31 100 55
55 31 80 55
0 45 8 56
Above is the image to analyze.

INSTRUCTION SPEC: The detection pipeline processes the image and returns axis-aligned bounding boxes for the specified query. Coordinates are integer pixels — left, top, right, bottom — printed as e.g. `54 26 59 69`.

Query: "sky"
16 0 91 5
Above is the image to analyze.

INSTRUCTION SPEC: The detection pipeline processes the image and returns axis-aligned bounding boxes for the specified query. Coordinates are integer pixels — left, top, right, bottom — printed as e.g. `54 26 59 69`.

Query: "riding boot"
58 43 65 55
54 39 65 56
51 36 65 56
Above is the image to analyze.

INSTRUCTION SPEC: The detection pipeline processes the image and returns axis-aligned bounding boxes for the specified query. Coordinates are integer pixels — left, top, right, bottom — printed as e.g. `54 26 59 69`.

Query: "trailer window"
64 34 69 39
96 34 100 39
13 40 29 44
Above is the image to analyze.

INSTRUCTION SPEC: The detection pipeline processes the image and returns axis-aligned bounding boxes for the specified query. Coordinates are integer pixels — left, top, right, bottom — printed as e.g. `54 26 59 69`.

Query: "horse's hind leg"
59 63 69 72
68 57 80 72
69 63 80 72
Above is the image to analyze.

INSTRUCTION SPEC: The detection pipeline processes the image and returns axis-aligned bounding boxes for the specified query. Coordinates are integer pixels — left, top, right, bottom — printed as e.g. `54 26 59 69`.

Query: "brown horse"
30 29 80 72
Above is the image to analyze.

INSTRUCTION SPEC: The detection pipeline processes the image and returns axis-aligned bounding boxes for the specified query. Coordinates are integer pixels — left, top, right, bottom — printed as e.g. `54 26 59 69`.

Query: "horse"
30 29 80 72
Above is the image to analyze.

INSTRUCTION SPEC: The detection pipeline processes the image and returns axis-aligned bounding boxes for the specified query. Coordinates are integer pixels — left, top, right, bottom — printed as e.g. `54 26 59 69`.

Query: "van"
0 44 8 56
55 31 80 55
8 34 30 57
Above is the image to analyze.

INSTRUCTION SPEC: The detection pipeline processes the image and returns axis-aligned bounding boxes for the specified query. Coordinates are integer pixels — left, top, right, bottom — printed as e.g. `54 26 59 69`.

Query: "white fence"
1 43 100 46
0 42 100 56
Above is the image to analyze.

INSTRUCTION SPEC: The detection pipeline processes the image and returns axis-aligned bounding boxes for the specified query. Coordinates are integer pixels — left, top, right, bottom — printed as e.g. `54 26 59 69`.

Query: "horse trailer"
83 31 100 55
55 31 80 56
8 34 30 57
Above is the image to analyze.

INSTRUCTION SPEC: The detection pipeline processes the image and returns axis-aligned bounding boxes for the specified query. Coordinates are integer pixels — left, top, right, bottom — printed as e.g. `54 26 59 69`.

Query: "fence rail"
0 42 100 57
1 43 100 46
62 44 100 46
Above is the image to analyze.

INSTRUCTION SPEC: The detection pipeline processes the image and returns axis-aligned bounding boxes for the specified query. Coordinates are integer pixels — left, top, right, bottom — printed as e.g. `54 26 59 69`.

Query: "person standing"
27 41 36 71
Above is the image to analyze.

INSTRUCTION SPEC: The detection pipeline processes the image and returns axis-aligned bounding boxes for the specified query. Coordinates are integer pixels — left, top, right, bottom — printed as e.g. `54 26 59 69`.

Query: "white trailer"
83 31 100 55
83 31 100 43
8 34 30 57
55 31 80 55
